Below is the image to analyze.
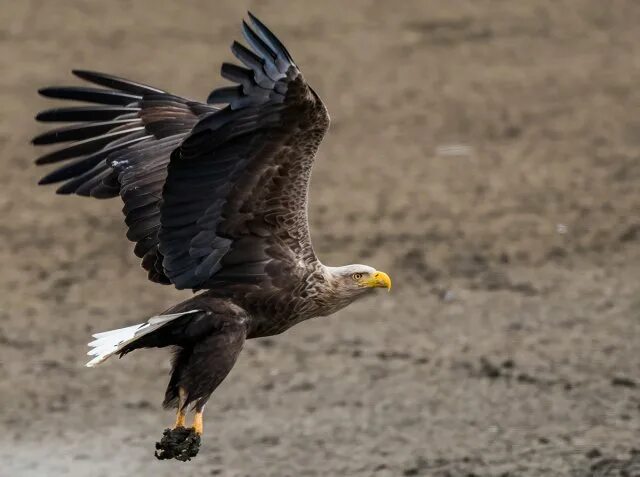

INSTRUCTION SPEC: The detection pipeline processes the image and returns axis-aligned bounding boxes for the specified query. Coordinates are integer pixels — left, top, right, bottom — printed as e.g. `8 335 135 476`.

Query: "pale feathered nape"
86 310 200 367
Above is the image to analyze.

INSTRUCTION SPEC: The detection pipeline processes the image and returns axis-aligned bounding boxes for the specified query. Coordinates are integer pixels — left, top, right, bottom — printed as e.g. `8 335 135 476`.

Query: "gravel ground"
1 1 639 476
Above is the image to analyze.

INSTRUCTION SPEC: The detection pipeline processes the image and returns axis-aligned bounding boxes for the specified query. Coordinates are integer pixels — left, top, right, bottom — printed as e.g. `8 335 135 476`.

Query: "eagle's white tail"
86 310 200 368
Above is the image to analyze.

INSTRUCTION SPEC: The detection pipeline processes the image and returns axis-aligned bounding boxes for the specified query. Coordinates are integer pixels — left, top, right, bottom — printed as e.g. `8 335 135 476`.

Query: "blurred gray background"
1 1 639 475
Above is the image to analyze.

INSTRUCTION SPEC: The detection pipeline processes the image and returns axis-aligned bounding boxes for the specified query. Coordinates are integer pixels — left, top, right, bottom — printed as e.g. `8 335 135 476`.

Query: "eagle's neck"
313 264 372 316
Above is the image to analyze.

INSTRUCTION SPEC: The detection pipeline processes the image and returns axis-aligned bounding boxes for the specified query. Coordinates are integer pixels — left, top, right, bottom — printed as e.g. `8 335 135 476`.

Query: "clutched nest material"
155 427 201 461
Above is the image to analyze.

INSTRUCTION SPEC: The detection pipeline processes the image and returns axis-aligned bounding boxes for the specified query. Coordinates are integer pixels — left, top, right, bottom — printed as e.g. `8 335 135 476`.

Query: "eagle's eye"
352 273 363 280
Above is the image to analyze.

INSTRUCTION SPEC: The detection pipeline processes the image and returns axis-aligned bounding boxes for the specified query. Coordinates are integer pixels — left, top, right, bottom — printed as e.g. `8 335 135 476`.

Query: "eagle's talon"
154 427 201 461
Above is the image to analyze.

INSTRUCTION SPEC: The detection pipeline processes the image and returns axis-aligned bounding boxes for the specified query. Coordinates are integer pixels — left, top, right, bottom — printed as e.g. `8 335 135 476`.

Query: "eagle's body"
34 13 390 459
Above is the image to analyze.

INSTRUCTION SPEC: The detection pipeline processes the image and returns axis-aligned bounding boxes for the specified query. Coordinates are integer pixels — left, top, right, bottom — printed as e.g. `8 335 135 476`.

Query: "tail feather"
86 310 200 367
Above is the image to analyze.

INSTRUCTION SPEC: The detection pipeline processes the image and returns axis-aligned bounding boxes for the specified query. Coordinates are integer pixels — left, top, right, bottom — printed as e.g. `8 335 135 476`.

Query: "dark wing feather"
34 71 218 284
36 106 140 122
32 119 139 145
71 69 166 95
38 86 142 105
158 13 330 291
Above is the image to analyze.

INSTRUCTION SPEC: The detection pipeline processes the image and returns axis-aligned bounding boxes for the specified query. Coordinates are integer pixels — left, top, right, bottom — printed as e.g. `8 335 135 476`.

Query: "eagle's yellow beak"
364 271 392 291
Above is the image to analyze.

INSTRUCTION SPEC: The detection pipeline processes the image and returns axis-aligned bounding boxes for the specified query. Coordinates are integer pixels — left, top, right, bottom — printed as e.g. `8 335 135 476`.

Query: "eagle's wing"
35 13 329 292
34 72 218 284
158 13 330 290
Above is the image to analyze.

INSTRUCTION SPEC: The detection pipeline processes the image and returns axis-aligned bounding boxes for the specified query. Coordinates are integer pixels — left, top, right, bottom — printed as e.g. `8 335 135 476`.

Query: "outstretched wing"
158 13 330 290
34 71 218 284
34 13 330 293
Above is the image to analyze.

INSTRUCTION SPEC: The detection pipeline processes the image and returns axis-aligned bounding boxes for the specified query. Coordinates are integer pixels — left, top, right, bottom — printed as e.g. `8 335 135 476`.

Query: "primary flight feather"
34 12 391 460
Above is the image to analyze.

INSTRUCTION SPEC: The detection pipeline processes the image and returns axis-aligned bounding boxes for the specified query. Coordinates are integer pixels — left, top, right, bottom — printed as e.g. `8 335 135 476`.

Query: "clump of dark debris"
582 448 640 477
155 427 201 461
610 376 637 388
470 356 575 390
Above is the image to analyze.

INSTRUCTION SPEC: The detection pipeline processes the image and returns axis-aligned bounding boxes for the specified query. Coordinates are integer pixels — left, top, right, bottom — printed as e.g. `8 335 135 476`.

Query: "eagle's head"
324 264 391 305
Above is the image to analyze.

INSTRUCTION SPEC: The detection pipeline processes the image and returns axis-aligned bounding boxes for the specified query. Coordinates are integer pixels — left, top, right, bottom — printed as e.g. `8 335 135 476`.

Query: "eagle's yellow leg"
173 387 187 428
174 410 186 428
192 410 204 435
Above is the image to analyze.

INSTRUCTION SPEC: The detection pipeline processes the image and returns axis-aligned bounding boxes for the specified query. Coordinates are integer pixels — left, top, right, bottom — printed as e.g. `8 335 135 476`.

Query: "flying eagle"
34 13 391 460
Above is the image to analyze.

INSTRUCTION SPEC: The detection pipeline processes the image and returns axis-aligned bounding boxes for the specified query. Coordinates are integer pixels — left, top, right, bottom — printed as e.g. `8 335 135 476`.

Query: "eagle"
34 13 391 460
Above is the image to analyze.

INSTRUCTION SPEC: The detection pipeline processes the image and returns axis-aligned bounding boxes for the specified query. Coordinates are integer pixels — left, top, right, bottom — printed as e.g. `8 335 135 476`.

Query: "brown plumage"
34 12 391 459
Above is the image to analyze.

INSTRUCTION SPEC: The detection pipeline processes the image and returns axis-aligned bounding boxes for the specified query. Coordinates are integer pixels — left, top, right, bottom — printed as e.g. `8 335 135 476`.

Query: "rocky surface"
1 1 639 475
